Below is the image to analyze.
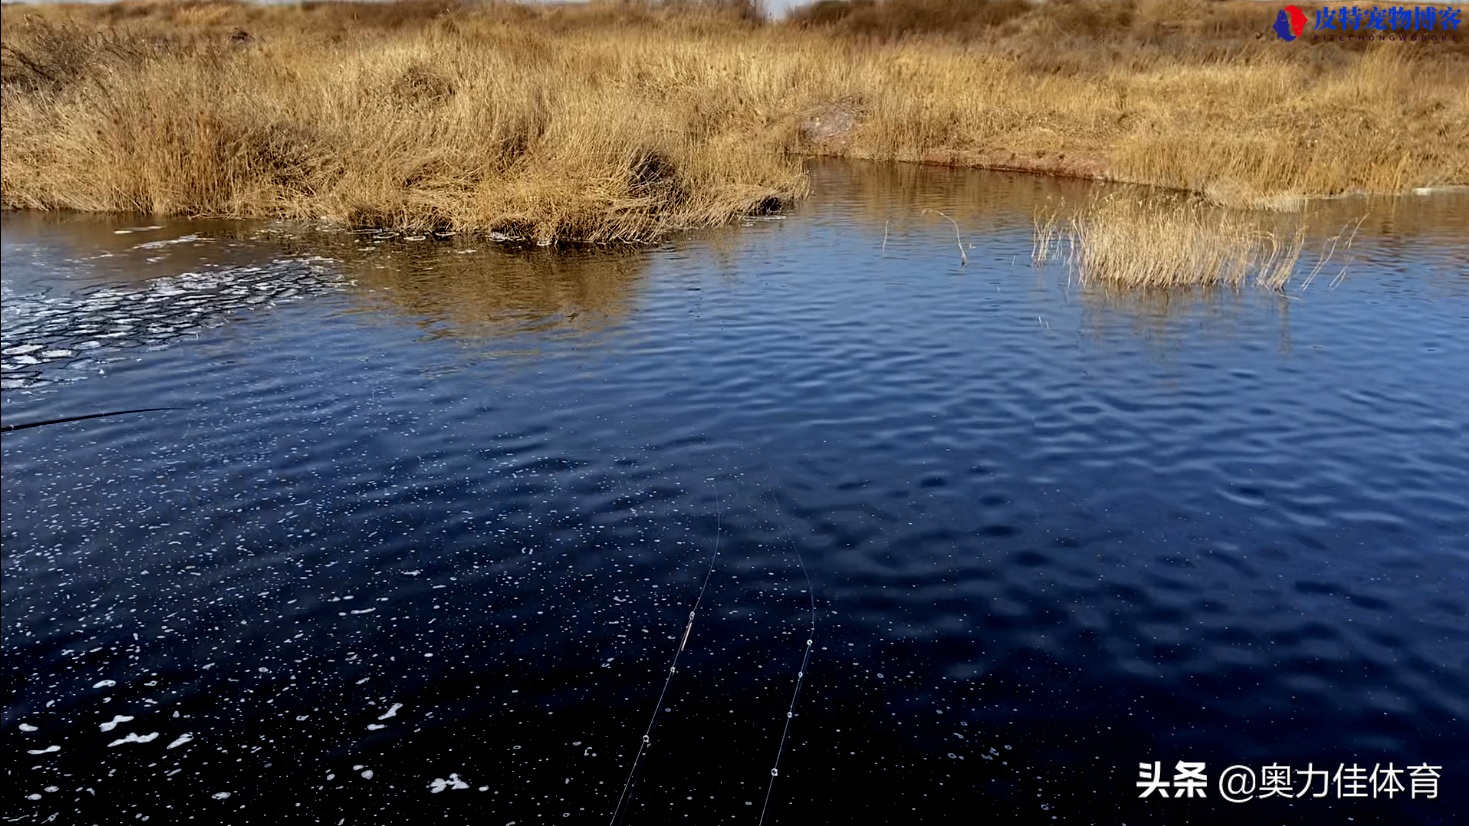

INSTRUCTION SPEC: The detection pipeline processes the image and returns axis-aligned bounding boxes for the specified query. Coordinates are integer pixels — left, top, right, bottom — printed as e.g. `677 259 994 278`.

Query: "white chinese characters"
1137 760 1442 802
1136 761 1207 798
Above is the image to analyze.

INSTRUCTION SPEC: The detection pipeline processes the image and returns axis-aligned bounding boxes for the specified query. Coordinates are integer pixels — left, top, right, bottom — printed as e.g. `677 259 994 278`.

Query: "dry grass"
2 0 1466 243
1034 195 1312 291
0 1 800 243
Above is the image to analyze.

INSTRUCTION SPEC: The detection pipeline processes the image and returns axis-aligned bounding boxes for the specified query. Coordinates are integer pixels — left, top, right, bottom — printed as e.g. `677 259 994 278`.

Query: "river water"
3 162 1467 825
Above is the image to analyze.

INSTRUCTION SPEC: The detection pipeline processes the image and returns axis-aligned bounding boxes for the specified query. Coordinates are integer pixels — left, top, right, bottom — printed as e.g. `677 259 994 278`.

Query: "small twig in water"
923 209 967 266
1300 215 1365 295
1299 236 1337 293
1329 215 1366 291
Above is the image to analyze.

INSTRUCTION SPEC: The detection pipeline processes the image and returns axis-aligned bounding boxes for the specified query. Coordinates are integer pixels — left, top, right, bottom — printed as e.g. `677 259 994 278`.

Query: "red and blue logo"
1274 5 1462 42
1274 5 1309 40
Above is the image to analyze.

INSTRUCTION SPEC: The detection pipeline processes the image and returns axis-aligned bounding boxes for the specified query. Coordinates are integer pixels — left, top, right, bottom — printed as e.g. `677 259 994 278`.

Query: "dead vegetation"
1034 195 1323 291
2 0 1465 243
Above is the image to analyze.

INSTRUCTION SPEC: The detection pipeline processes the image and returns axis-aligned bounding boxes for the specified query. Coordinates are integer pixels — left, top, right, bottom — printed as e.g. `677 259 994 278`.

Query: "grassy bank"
3 0 1466 243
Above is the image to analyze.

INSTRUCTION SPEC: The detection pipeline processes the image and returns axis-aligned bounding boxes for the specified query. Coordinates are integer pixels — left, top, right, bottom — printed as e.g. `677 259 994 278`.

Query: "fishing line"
1 408 180 433
608 475 723 826
757 542 817 826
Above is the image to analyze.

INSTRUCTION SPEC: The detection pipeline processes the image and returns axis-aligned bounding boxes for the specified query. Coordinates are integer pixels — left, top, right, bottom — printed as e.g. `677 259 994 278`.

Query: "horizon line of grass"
2 0 1466 247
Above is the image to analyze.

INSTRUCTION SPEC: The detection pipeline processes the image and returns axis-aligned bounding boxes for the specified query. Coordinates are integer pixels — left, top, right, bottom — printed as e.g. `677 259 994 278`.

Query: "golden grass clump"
0 2 805 243
2 0 1466 244
1035 196 1309 291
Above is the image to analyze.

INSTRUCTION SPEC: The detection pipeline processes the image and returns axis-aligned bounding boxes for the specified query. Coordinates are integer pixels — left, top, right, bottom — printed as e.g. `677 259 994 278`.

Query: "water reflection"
805 159 1469 251
274 230 650 341
805 158 1098 234
0 212 284 290
7 164 1462 361
1 216 655 391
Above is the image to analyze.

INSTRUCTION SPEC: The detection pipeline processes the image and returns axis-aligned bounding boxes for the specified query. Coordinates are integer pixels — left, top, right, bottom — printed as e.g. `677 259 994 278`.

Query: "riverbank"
3 0 1466 243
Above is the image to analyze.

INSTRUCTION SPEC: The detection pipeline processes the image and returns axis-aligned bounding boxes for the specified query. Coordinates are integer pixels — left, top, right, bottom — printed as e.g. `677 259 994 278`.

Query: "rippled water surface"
4 163 1467 825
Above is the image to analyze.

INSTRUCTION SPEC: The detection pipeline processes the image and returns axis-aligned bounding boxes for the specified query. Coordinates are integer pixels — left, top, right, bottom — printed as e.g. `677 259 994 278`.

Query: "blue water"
3 162 1467 825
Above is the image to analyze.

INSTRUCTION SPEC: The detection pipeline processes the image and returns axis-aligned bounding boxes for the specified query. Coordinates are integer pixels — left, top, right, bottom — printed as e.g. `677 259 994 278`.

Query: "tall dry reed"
2 1 1465 242
1034 195 1317 291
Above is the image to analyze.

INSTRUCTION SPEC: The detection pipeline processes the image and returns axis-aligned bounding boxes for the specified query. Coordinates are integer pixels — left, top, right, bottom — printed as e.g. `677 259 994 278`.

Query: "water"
3 162 1467 825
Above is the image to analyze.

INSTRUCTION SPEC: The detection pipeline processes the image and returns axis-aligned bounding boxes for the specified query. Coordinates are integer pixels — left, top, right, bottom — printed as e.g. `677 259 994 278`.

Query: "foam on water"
1 257 340 390
428 774 470 793
99 715 134 732
107 732 160 747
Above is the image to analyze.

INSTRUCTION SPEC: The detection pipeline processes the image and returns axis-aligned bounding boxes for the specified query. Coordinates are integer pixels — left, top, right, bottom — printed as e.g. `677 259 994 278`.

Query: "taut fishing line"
757 542 817 826
608 476 723 826
607 480 819 826
1 408 180 433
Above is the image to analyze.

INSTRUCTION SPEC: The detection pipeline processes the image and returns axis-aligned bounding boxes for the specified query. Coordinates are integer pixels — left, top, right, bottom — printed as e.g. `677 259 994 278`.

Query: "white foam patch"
377 703 403 721
211 792 231 800
107 732 160 747
428 774 470 793
93 680 117 689
135 234 201 250
27 746 60 755
19 724 38 732
167 734 194 749
100 715 135 732
366 724 386 731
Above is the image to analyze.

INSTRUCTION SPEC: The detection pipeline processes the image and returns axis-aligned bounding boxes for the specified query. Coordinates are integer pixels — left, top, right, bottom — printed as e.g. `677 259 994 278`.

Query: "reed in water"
1033 195 1316 291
